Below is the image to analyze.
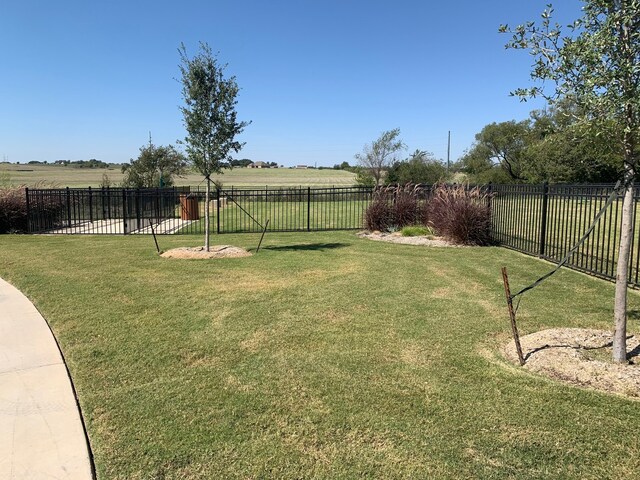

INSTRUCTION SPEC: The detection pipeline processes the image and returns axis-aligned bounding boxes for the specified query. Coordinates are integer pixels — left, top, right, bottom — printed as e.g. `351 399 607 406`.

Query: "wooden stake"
501 267 525 366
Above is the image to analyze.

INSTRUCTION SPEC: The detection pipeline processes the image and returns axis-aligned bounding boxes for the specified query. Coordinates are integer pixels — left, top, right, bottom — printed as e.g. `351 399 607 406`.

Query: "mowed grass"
1 232 640 478
181 199 370 234
0 164 356 188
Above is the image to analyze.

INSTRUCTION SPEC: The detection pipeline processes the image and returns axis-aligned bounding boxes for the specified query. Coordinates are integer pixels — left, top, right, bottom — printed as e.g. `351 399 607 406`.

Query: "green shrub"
401 225 433 237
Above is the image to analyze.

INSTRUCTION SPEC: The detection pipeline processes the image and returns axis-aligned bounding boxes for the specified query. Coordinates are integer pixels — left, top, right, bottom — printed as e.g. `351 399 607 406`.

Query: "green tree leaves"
121 143 186 188
178 42 250 179
178 42 250 250
386 150 447 185
501 0 640 362
355 129 406 186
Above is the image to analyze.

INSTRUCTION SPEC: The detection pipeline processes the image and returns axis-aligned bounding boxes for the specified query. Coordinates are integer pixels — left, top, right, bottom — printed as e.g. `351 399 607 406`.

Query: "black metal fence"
490 183 640 285
26 187 189 235
25 182 640 286
25 186 372 235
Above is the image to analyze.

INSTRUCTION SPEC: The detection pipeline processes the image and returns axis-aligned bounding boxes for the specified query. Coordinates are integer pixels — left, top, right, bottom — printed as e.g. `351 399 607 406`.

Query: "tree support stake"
501 267 525 366
256 219 270 253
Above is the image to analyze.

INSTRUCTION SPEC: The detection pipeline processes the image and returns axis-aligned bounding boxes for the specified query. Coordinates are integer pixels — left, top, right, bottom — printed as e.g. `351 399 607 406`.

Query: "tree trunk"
204 177 210 252
613 164 635 363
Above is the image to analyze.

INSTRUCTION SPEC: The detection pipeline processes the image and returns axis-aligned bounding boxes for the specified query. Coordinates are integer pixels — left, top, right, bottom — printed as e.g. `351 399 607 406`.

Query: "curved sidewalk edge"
0 277 94 480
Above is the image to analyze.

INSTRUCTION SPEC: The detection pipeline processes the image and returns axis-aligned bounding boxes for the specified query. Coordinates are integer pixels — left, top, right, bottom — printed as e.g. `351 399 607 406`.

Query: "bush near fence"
427 184 493 246
1 185 66 233
365 184 429 232
364 184 493 246
0 186 28 233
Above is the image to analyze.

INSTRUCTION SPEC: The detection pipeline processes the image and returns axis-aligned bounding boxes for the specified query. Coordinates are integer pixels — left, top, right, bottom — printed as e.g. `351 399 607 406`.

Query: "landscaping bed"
357 230 461 247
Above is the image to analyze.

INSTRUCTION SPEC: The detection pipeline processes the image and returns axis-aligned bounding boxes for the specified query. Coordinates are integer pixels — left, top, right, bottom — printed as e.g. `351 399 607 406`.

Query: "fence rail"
25 185 373 236
490 183 640 286
24 182 640 287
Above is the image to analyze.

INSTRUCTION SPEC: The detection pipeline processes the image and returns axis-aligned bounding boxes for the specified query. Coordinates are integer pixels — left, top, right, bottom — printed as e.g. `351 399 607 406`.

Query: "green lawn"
180 199 371 234
1 232 639 478
0 163 356 188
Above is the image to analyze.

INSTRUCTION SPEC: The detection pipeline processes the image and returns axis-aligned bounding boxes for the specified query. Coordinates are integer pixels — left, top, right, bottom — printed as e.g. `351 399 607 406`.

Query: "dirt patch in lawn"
161 245 252 259
357 231 461 247
502 328 640 398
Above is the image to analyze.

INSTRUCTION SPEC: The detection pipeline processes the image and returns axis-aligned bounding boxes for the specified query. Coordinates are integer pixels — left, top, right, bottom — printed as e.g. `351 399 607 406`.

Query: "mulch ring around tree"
357 231 463 247
160 245 252 259
502 328 640 399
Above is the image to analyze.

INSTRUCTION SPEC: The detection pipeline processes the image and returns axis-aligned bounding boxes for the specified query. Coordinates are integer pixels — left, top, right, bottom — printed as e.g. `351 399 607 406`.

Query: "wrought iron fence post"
539 182 549 257
486 183 494 240
88 186 93 223
216 187 221 234
66 187 72 228
25 187 31 233
135 188 141 231
107 186 112 219
122 189 128 235
155 188 161 224
307 187 311 231
101 186 106 220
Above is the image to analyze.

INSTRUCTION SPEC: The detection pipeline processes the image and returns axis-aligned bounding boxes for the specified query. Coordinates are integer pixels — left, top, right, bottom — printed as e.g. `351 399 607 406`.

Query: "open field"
1 231 639 478
0 163 356 188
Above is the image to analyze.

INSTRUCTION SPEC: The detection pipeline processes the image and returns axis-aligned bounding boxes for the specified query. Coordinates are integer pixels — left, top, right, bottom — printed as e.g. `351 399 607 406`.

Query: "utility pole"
447 131 451 172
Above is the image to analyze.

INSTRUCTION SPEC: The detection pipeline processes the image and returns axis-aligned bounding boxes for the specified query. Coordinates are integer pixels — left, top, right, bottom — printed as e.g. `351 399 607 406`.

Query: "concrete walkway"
0 277 94 479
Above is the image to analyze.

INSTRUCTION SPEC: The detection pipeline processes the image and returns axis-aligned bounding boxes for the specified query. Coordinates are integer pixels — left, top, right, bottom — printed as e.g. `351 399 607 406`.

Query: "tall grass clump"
365 184 425 231
426 184 493 245
365 188 394 231
393 185 420 228
0 186 28 233
0 183 64 234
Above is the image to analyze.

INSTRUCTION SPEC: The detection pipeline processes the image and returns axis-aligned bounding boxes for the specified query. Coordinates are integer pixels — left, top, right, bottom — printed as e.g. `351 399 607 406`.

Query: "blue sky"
0 0 584 167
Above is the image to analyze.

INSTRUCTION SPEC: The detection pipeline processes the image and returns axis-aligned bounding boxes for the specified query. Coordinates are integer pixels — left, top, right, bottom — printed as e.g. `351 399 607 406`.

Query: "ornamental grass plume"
426 183 493 245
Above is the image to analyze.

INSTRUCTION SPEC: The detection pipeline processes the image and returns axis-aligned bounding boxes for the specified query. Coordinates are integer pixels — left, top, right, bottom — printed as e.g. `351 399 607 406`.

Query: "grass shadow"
523 335 637 362
628 310 640 321
259 242 351 252
627 343 640 361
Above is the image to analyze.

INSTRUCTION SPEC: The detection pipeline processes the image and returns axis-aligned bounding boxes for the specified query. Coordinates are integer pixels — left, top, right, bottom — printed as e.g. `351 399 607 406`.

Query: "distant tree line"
25 159 116 168
351 101 632 187
457 99 623 184
353 129 449 186
230 158 253 167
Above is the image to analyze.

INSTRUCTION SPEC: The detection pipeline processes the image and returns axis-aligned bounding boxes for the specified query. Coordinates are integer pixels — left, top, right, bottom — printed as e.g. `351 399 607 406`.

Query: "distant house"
296 165 308 169
248 161 270 169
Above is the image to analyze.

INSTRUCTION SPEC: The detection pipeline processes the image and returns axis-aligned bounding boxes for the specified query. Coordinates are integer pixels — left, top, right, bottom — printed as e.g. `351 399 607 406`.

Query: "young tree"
386 150 448 185
121 143 186 188
178 42 250 250
355 129 406 186
501 1 640 362
465 121 532 181
525 104 621 183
